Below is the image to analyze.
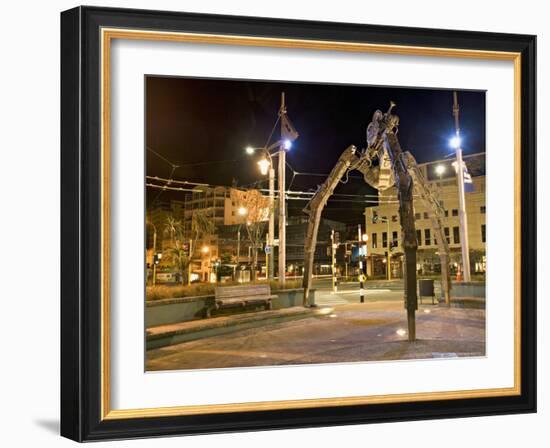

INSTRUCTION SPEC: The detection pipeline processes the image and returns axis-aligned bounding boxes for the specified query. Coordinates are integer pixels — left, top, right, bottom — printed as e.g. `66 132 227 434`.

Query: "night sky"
146 76 485 223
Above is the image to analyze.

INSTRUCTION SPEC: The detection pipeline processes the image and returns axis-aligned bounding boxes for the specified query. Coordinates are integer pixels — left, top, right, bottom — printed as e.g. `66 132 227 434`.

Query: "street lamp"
245 146 255 155
244 93 298 287
257 158 270 176
449 135 461 149
236 207 248 280
246 145 276 281
451 91 471 281
435 164 446 178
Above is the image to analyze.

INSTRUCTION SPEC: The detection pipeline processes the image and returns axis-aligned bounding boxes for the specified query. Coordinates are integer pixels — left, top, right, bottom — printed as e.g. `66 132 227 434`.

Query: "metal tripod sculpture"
302 102 452 342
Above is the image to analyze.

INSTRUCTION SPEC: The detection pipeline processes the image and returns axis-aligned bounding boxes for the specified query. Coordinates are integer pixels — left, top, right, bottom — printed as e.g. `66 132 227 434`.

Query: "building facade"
364 152 486 279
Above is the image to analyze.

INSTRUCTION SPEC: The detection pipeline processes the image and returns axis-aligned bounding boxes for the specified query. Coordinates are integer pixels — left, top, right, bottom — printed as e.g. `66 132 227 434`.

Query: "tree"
162 216 189 285
232 188 270 281
215 252 234 281
187 210 216 284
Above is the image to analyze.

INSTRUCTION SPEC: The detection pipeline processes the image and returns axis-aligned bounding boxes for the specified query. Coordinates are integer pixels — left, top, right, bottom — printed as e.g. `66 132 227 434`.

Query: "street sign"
264 245 271 254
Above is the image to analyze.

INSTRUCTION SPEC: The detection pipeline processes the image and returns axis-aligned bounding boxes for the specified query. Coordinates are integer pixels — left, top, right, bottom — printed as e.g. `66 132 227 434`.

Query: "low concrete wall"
444 281 486 298
146 288 315 328
272 288 314 310
146 295 215 328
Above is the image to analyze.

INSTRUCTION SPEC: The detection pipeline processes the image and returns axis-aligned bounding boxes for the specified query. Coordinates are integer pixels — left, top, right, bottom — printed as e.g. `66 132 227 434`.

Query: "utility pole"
152 224 157 286
453 91 471 282
278 92 287 288
268 166 275 280
187 238 193 286
236 228 240 272
265 233 269 280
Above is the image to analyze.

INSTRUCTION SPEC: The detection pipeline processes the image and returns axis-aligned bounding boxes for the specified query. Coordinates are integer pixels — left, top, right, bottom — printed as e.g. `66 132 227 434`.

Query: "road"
310 277 434 306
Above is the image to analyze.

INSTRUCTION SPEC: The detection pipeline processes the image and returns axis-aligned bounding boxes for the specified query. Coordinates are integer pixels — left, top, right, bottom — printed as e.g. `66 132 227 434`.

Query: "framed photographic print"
60 6 536 441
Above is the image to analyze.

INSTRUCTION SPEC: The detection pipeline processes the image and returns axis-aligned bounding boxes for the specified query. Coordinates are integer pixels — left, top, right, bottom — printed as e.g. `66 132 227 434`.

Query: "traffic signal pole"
331 229 337 292
358 224 365 303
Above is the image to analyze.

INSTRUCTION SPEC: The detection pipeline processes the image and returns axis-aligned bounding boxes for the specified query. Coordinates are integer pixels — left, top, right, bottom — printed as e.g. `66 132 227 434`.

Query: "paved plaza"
146 298 485 371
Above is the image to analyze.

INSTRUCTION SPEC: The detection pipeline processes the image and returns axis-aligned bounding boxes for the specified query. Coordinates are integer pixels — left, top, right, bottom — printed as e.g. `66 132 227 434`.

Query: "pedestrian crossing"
316 295 349 305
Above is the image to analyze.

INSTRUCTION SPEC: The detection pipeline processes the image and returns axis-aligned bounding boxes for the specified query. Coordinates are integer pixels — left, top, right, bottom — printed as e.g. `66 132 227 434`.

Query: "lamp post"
151 223 157 286
277 92 297 288
235 206 247 281
245 91 298 287
245 147 276 280
451 91 471 282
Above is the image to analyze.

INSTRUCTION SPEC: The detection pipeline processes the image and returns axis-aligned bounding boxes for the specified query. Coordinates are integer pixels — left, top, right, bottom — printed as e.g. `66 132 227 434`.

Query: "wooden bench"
206 284 276 318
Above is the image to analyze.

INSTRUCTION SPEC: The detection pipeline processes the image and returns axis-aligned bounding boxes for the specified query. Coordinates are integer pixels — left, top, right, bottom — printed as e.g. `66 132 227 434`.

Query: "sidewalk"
146 306 318 350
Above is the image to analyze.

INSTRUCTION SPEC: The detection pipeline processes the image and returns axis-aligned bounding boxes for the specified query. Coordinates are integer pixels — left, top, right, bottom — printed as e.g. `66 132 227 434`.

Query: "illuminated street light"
361 233 369 242
435 164 446 176
257 158 270 176
449 135 461 149
238 206 248 216
283 139 292 150
201 246 210 254
245 146 255 155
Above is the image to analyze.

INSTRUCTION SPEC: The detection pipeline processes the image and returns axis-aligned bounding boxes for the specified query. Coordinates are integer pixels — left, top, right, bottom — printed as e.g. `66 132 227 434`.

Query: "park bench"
206 284 276 318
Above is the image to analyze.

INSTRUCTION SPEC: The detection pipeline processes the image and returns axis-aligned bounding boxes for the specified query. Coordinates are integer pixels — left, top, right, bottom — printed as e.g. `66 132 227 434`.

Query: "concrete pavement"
146 300 485 371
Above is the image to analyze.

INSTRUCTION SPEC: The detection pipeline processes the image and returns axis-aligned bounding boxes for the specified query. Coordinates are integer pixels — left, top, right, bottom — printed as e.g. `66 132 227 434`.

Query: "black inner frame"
60 6 536 442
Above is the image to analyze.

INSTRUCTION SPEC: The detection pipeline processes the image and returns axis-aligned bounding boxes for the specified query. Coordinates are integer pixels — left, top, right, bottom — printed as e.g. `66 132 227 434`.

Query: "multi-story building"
182 186 269 234
285 216 347 276
364 152 486 279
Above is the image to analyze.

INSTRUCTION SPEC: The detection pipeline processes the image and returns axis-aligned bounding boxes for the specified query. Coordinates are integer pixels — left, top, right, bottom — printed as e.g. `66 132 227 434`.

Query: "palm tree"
187 211 216 284
162 216 189 285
